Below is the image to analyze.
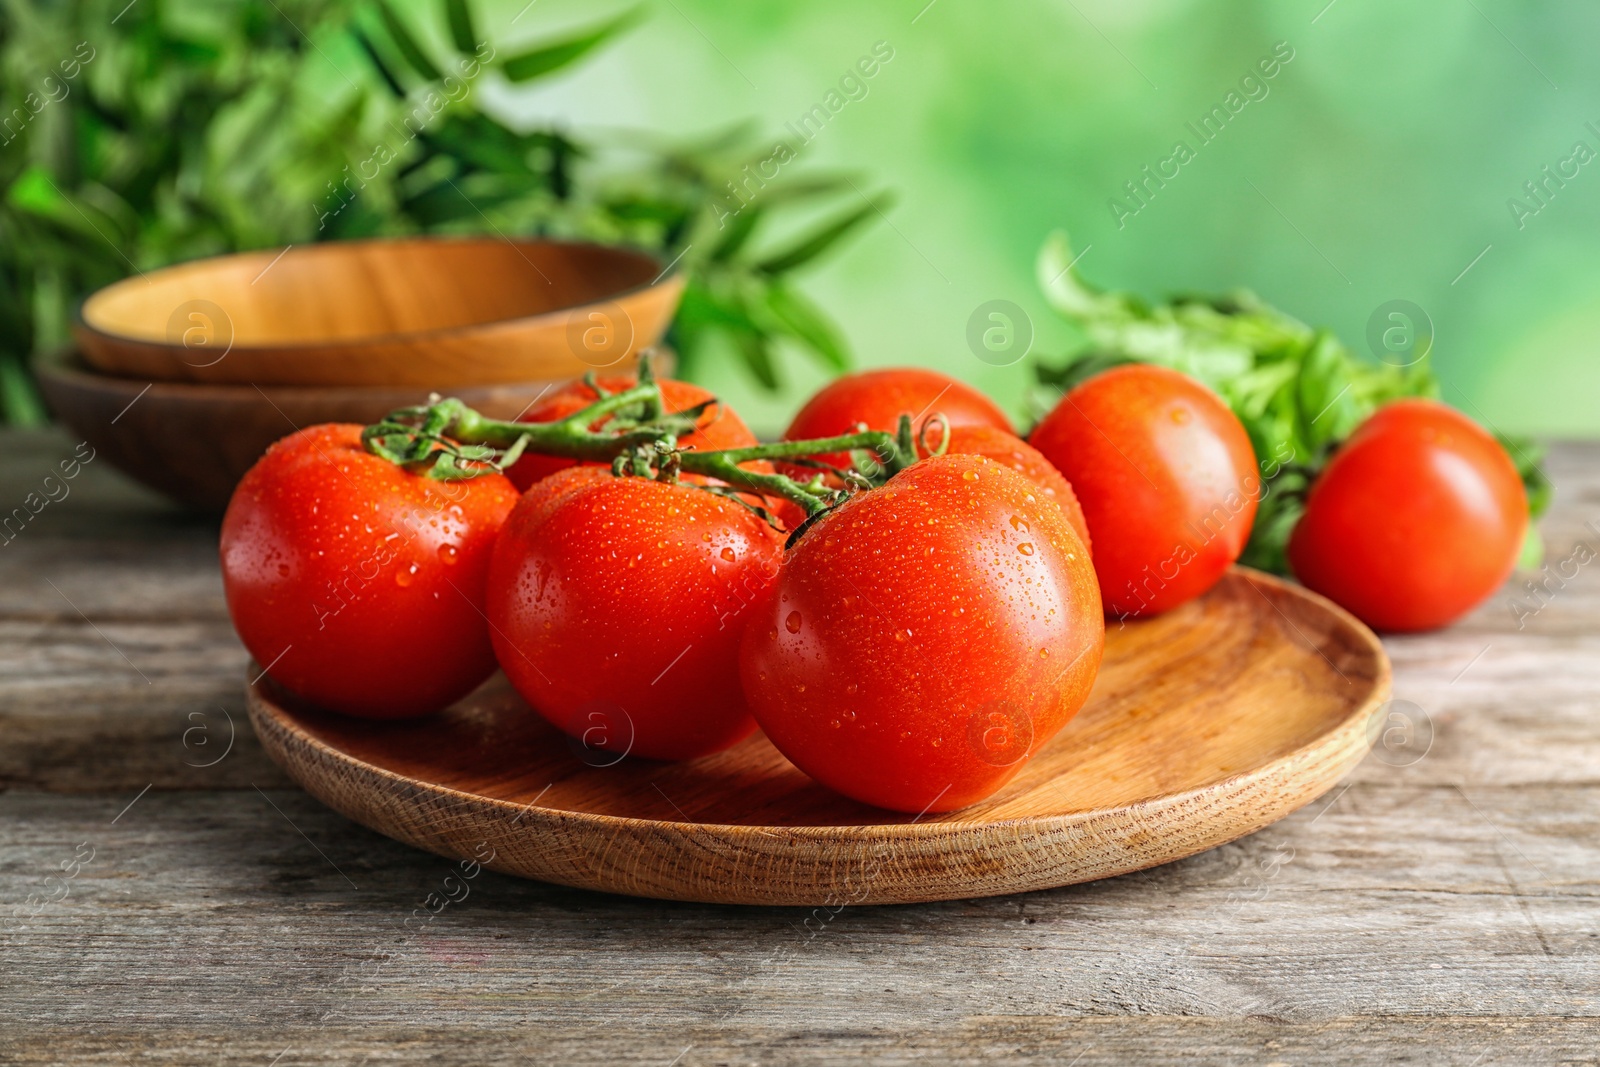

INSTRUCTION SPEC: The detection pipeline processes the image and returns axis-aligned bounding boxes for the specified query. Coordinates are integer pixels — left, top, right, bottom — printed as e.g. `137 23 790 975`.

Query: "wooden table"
4 428 1597 1065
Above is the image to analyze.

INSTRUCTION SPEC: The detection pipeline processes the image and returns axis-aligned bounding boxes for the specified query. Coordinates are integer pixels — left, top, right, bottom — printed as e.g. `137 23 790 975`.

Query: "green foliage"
1032 232 1549 575
0 0 884 424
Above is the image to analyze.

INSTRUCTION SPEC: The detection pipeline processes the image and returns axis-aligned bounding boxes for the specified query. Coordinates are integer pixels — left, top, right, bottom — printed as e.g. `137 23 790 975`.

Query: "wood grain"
4 428 1597 1065
10 1021 1600 1067
3 783 1596 1065
72 237 684 387
246 569 1389 905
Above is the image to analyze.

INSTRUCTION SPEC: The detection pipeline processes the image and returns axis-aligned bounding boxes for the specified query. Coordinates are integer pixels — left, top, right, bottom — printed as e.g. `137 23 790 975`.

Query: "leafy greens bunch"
1032 233 1550 574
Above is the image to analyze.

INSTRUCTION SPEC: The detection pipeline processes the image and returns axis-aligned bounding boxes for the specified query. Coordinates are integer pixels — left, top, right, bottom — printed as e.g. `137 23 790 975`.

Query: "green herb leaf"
499 7 644 83
764 283 849 373
5 167 68 216
351 26 410 97
1516 524 1546 572
1498 432 1552 520
736 330 780 391
444 0 478 53
755 192 893 275
710 203 764 262
376 0 444 82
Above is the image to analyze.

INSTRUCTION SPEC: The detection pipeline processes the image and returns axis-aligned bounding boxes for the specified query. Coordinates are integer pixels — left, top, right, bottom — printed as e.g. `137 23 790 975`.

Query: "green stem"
363 377 917 520
451 381 693 461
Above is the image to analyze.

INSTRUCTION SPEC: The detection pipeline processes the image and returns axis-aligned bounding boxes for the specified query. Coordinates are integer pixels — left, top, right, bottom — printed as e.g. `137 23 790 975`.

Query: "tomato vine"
361 360 927 525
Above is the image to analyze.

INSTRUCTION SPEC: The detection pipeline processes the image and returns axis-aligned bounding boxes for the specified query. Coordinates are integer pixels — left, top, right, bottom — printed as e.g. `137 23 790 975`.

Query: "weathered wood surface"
3 428 1599 1065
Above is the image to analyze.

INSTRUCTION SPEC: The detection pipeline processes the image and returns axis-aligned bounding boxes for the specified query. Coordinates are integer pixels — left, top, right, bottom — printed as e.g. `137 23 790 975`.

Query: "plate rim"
246 567 1391 841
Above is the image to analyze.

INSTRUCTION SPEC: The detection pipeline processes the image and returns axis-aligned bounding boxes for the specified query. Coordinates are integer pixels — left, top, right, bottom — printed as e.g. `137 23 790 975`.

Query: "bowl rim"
73 235 682 355
36 342 675 400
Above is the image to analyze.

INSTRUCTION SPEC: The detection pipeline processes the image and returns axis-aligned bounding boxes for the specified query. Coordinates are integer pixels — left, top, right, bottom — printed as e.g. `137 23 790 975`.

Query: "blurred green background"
539 0 1593 436
5 0 1594 436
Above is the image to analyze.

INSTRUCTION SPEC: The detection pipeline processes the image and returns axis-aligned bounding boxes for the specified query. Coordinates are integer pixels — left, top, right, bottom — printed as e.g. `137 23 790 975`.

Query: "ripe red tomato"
1288 399 1527 632
1030 364 1258 619
506 376 759 490
487 467 784 761
927 423 1091 555
741 454 1103 813
783 367 1014 473
221 424 519 718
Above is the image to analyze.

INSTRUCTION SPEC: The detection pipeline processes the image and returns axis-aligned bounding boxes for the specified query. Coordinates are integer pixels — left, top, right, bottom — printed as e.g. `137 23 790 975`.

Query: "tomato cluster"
222 361 1530 813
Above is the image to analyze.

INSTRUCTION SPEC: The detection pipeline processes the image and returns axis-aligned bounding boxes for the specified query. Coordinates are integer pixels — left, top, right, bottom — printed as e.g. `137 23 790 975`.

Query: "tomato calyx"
361 359 928 531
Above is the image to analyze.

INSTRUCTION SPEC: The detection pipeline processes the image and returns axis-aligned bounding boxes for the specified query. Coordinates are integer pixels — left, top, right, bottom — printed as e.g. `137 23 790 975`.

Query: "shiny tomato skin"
930 424 1091 555
1029 364 1258 619
487 467 784 761
741 454 1103 814
506 376 759 490
1288 399 1527 633
221 424 519 718
783 367 1014 473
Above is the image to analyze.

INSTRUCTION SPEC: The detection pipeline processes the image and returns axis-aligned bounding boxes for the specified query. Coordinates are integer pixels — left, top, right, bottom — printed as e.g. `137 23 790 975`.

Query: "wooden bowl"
36 347 672 512
248 569 1390 906
73 237 684 387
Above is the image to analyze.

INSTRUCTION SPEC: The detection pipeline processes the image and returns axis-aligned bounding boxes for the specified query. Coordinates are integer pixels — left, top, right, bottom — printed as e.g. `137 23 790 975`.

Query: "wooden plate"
248 568 1389 906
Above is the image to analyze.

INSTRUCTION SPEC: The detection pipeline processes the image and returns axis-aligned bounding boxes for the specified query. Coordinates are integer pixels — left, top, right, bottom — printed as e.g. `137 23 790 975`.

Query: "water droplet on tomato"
396 563 418 587
721 547 737 562
1010 515 1029 533
277 563 290 578
438 544 459 564
1017 543 1035 556
785 611 803 634
962 470 978 482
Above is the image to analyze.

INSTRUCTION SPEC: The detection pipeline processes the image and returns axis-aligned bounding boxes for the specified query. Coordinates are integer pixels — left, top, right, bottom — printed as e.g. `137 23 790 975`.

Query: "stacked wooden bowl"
39 237 685 510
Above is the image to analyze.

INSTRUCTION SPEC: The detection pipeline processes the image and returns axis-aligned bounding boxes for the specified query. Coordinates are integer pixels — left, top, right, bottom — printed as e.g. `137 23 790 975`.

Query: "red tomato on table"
1288 399 1527 632
783 367 1014 474
1030 364 1258 619
506 376 759 490
221 424 519 718
488 467 784 761
740 454 1103 814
